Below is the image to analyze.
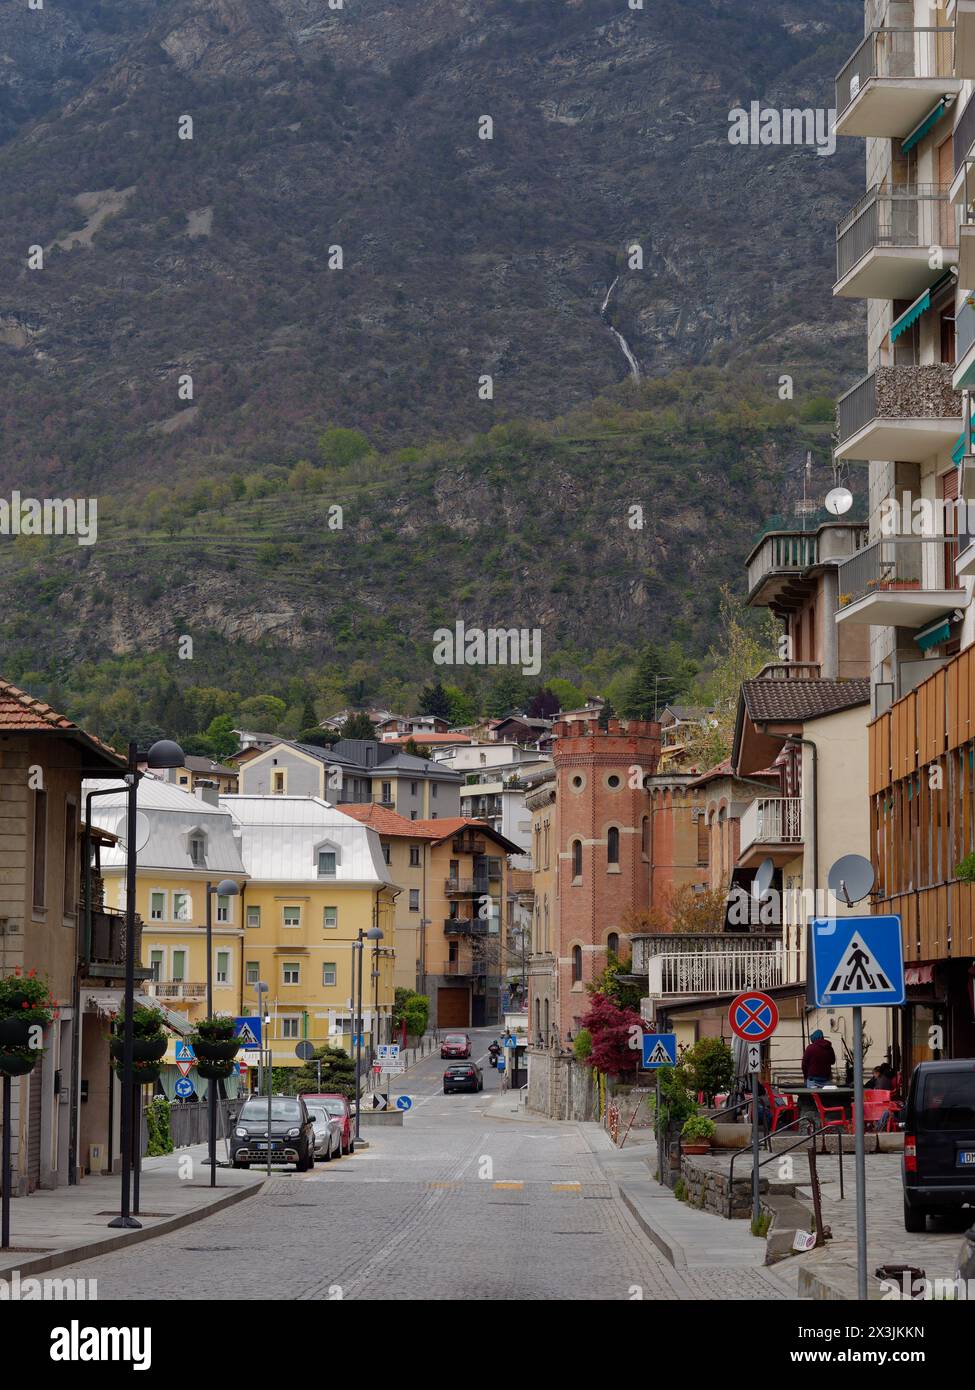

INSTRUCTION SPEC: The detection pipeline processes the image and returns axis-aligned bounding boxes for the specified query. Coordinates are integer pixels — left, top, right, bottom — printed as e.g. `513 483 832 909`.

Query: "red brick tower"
551 717 660 1041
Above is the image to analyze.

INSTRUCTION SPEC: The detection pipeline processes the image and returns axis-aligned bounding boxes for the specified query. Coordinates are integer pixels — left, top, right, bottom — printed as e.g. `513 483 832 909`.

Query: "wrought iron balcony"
443 918 489 936
738 797 802 869
444 878 490 896
835 27 958 139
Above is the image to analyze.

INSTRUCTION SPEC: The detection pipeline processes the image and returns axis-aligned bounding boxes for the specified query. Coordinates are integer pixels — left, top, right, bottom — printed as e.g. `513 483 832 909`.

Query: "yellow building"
222 795 398 1067
87 777 249 1097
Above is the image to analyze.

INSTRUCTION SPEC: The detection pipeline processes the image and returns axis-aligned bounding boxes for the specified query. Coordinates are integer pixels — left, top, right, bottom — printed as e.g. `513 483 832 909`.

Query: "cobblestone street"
48 1031 783 1301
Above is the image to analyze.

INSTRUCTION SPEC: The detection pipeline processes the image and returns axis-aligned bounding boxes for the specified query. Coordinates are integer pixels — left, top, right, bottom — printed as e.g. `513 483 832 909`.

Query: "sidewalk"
0 1143 263 1280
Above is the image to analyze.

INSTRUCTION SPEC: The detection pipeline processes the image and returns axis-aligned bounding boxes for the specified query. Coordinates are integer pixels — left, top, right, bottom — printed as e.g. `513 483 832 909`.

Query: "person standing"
802 1029 836 1089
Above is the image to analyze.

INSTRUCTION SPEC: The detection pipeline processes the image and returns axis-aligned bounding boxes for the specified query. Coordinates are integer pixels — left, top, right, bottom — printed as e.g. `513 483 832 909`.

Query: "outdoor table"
787 1085 855 1126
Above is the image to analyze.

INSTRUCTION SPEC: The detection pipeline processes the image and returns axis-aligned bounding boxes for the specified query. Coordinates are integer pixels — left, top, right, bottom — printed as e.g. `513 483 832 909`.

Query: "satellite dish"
825 486 853 517
827 853 875 907
752 856 774 901
116 810 151 854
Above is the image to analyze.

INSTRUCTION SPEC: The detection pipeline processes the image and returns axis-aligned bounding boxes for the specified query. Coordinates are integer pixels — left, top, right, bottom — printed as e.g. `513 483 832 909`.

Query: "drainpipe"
821 567 839 680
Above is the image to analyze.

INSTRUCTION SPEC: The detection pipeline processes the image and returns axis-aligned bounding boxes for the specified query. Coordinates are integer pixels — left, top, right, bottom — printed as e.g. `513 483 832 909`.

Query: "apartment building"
222 795 397 1063
833 0 975 1070
87 778 248 1098
237 738 462 820
0 679 127 1194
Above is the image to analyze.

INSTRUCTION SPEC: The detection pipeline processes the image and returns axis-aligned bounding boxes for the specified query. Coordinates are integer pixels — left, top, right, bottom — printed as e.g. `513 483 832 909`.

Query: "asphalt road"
50 1028 740 1300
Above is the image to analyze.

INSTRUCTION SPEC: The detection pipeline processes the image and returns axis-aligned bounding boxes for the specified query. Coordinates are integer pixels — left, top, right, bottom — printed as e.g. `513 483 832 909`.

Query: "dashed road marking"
493 1180 524 1190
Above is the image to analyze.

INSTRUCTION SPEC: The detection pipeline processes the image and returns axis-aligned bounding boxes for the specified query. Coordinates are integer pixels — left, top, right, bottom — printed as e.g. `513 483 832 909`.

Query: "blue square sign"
809 914 905 1007
642 1033 677 1068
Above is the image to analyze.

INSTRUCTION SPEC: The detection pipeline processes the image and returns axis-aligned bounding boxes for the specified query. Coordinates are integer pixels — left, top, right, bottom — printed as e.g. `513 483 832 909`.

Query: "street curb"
0 1176 264 1281
618 1183 689 1270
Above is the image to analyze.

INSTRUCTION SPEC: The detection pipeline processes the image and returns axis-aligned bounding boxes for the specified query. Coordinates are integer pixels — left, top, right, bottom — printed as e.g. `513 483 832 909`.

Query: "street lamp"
204 878 240 1188
353 926 383 1142
109 737 184 1230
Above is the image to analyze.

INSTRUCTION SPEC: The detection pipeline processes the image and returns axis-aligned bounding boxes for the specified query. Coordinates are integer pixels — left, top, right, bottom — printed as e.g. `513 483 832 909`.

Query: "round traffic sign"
395 1095 413 1112
174 1077 194 1099
729 991 779 1042
294 1041 315 1061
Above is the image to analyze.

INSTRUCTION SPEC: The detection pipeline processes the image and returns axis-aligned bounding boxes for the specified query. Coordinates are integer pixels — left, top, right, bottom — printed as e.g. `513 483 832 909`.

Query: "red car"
300 1093 355 1155
440 1033 471 1059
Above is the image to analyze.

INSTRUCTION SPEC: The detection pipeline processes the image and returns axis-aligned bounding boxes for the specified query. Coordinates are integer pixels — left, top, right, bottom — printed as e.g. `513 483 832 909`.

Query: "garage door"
437 987 470 1028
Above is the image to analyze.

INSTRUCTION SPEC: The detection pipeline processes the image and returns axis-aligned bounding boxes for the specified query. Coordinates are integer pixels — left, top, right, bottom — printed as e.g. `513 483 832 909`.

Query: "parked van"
902 1060 975 1232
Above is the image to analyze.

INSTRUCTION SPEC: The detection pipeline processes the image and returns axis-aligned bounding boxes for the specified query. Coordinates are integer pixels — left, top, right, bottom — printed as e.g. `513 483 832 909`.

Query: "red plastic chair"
811 1091 850 1133
762 1082 799 1133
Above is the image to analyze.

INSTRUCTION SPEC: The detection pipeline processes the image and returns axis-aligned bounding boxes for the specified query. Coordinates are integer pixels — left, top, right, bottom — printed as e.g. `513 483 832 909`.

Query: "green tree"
291 1044 358 1098
444 684 478 726
679 1037 734 1105
238 694 287 730
418 679 451 719
206 713 239 759
318 427 371 468
341 711 376 740
682 585 779 767
548 677 585 711
300 695 318 731
619 641 697 720
586 954 643 1012
484 671 533 718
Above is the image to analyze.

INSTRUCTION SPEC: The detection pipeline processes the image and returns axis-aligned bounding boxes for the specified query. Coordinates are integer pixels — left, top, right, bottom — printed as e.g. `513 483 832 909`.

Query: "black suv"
902 1060 975 1231
444 1062 483 1094
231 1095 316 1171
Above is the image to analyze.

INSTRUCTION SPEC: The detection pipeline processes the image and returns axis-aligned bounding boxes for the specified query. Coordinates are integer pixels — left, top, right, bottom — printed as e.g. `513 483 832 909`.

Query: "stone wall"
680 1155 769 1219
874 364 961 420
527 1049 597 1121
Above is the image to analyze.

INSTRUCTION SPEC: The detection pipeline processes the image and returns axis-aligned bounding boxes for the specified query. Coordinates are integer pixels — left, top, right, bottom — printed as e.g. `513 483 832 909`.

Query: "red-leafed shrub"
577 992 646 1075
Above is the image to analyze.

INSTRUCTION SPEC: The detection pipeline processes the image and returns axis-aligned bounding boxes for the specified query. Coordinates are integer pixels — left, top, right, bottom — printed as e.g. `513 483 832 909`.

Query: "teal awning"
901 99 948 153
915 618 951 651
952 414 974 466
890 288 931 343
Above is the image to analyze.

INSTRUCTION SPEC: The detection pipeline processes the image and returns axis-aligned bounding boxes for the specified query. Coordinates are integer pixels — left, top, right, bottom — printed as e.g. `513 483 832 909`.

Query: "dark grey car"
231 1095 315 1170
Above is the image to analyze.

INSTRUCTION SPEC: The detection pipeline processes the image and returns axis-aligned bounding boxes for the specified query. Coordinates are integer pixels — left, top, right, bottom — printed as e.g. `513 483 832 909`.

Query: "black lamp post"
109 738 184 1229
352 926 383 1141
204 878 240 1187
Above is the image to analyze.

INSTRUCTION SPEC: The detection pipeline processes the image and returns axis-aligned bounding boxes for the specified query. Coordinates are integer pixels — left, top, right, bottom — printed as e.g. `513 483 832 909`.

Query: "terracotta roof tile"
0 676 125 767
341 804 442 838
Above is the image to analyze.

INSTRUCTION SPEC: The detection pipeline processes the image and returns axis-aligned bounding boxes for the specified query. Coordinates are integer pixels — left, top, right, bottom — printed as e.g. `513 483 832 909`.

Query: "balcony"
836 536 966 627
836 366 961 463
442 959 487 977
950 1 975 80
443 918 489 936
88 907 126 969
145 980 207 1001
631 932 782 976
738 797 802 870
835 187 956 300
835 27 958 139
744 530 817 607
444 878 489 896
647 949 785 1000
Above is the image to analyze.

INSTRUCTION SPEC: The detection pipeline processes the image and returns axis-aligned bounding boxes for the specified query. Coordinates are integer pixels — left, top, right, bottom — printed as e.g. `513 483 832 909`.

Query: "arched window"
572 840 583 879
607 826 620 865
607 931 620 957
571 944 583 983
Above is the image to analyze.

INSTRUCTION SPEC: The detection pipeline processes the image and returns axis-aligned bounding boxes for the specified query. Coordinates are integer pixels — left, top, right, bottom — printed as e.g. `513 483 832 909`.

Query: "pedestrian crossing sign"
809 914 905 1007
642 1033 677 1068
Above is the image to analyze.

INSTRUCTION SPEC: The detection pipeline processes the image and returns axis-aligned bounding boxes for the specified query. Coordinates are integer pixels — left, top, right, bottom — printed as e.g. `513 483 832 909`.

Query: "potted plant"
190 1015 240 1062
680 1116 717 1155
111 1004 168 1077
0 969 57 1075
196 1056 237 1081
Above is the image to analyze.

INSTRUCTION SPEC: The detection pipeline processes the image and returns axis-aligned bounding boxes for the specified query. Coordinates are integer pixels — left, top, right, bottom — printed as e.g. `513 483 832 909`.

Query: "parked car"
902 1060 975 1231
300 1092 355 1155
231 1095 316 1171
956 1222 975 1288
441 1032 472 1059
444 1062 482 1094
303 1101 344 1162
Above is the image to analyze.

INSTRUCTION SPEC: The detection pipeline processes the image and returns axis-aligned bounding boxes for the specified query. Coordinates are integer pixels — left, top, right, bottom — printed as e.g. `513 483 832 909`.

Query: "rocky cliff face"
0 0 863 497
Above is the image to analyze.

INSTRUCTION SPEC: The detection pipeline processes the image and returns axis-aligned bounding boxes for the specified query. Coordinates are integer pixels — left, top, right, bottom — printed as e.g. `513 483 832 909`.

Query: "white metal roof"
84 778 247 876
219 795 395 886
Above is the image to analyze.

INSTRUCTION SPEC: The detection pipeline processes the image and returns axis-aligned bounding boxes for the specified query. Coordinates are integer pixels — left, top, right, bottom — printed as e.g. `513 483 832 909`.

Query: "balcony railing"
88 907 126 967
836 365 961 454
955 90 975 175
958 298 975 365
740 797 802 852
836 186 954 284
145 980 207 1001
754 661 822 680
443 918 490 936
745 531 818 597
836 27 955 118
444 878 489 896
442 959 488 977
837 536 962 606
631 932 782 976
647 950 785 998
